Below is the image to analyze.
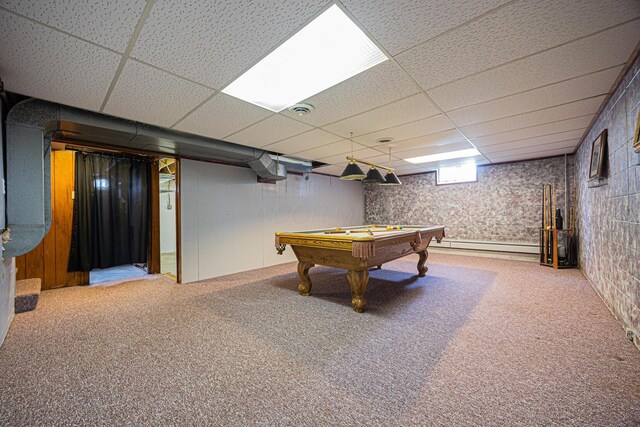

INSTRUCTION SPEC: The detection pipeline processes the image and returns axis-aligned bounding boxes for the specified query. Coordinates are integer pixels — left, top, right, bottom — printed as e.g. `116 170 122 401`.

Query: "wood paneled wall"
16 151 89 289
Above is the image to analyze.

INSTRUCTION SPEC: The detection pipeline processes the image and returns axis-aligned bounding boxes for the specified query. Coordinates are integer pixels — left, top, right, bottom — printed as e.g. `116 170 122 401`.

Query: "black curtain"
68 153 150 272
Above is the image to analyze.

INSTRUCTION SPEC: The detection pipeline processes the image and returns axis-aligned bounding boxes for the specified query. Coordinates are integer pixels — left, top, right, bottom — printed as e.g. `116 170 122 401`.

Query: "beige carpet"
1 253 638 425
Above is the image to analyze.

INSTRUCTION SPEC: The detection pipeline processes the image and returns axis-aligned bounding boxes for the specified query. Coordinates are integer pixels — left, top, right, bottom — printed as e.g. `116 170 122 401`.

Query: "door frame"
46 142 182 285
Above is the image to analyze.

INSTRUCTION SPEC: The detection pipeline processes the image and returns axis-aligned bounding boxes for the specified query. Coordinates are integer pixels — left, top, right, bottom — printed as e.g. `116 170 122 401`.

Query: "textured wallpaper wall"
364 156 573 243
575 54 640 348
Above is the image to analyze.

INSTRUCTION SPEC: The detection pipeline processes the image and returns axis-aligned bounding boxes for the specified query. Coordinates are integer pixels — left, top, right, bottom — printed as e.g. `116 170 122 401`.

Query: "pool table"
275 225 445 312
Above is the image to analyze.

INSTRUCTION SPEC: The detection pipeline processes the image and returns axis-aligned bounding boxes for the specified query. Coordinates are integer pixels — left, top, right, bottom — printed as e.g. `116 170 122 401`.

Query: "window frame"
435 163 478 186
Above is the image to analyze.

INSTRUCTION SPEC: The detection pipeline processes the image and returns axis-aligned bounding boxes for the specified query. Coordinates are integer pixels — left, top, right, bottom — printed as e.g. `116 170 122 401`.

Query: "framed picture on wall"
588 129 607 180
633 110 640 153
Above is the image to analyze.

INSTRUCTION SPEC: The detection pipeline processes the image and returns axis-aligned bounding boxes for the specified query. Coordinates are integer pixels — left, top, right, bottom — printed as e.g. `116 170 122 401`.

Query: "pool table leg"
417 250 429 277
347 269 369 313
297 262 314 296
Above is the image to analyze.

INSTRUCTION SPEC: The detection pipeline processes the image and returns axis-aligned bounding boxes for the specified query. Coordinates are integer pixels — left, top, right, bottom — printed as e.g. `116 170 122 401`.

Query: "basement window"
436 163 477 185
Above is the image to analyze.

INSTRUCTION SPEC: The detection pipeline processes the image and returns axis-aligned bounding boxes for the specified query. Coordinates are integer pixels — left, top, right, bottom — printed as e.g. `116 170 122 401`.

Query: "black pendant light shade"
380 170 402 185
363 167 386 183
340 161 367 180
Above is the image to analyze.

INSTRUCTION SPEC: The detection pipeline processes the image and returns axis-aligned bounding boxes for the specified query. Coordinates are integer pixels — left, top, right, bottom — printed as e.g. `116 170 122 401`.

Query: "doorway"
16 144 181 288
159 159 178 280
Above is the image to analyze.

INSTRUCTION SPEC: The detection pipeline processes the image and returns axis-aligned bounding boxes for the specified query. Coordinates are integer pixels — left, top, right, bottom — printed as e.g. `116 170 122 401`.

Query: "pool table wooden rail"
275 225 445 312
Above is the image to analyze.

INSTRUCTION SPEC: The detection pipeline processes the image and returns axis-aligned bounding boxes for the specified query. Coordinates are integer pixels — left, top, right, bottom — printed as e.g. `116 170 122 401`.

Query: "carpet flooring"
1 253 639 425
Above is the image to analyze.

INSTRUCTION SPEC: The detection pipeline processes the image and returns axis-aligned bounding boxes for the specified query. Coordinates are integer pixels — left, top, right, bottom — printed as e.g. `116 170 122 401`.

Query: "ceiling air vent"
288 103 314 115
375 137 394 144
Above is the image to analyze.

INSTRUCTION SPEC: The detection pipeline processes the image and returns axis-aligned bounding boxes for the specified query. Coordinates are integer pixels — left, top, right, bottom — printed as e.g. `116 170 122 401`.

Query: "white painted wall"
0 257 16 347
180 160 364 283
160 191 176 254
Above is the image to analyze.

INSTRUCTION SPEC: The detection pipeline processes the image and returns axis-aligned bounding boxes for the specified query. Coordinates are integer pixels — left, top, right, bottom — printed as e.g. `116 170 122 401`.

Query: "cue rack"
539 183 576 269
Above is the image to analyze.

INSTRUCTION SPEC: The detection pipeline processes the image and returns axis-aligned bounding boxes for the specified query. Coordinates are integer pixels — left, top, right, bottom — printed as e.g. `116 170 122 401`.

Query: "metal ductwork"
5 98 313 257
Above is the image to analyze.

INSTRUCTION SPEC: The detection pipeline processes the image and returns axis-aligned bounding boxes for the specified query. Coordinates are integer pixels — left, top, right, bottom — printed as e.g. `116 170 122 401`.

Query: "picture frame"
634 109 640 154
588 129 607 180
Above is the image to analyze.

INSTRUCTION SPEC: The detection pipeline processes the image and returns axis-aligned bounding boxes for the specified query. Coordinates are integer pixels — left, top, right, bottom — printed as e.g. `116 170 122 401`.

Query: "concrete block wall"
575 54 640 348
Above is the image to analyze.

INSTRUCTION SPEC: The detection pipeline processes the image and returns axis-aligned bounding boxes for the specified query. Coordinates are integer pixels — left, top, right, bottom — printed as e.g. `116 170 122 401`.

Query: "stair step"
15 278 41 313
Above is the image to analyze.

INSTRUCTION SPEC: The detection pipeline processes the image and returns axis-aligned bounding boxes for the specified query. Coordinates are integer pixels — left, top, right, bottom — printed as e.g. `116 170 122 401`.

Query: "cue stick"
324 229 392 234
544 185 548 263
541 185 545 264
551 183 556 261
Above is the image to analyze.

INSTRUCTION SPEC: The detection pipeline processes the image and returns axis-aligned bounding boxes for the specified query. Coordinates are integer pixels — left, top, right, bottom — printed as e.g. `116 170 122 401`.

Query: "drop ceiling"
1 0 638 176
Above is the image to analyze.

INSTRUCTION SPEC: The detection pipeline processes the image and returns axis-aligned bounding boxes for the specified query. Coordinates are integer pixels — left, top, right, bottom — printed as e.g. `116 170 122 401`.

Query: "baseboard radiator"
431 238 538 254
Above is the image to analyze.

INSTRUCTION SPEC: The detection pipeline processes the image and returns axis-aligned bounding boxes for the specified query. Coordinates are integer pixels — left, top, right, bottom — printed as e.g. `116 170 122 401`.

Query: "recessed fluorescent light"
404 148 481 164
222 5 388 112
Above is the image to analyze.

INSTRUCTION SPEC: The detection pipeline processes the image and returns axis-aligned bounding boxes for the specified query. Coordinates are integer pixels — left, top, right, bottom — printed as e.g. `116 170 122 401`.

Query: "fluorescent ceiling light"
404 148 481 164
222 5 388 112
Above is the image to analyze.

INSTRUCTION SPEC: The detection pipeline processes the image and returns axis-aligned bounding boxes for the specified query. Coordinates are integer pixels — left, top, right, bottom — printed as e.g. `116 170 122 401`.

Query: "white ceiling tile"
263 129 342 154
487 147 575 163
447 66 622 126
131 0 330 88
295 141 380 162
427 20 640 111
459 96 605 138
322 93 439 138
480 138 580 157
280 61 420 126
104 60 214 128
2 0 146 52
174 93 272 140
470 116 593 147
315 145 384 162
0 11 121 111
225 115 314 148
396 0 639 89
478 129 586 153
354 114 453 146
314 152 357 165
394 141 475 161
342 0 510 55
387 129 469 153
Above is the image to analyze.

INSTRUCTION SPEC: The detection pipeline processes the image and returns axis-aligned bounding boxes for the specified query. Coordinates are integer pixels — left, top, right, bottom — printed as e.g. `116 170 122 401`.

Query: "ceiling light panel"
222 5 388 112
397 141 475 160
405 148 481 164
416 155 490 172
